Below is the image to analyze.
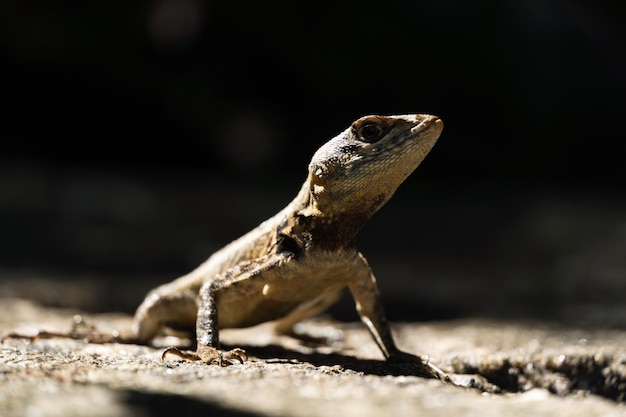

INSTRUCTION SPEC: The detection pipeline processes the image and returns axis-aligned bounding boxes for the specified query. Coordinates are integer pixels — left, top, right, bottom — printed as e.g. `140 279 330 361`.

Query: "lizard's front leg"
161 278 247 365
162 253 292 366
349 253 450 382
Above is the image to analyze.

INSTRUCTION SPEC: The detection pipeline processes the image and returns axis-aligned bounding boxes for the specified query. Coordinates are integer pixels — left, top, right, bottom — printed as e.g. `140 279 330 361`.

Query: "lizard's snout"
411 115 443 136
433 118 444 135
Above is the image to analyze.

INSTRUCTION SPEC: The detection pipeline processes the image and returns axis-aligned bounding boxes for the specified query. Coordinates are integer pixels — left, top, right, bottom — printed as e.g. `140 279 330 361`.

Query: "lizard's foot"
388 351 451 383
162 345 247 366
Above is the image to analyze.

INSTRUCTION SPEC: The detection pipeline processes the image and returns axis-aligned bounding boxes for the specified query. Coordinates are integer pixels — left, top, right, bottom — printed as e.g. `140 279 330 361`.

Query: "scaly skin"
133 114 446 379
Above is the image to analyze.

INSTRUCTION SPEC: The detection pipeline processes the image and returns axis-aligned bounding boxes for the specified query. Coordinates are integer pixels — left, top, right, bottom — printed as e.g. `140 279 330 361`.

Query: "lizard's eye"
356 123 385 143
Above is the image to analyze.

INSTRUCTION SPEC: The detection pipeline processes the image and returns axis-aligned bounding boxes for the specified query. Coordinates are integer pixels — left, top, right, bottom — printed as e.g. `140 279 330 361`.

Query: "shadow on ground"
122 390 260 417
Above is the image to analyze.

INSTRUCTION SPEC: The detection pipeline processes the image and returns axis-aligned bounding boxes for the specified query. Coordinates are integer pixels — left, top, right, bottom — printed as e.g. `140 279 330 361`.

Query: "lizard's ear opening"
310 167 326 197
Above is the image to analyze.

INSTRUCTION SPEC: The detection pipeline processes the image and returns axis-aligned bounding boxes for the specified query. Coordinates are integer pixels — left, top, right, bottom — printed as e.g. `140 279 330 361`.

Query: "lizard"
133 113 447 380
4 114 448 381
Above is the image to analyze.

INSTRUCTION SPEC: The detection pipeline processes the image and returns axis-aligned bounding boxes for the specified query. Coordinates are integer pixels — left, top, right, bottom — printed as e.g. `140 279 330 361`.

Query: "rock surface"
1 297 624 417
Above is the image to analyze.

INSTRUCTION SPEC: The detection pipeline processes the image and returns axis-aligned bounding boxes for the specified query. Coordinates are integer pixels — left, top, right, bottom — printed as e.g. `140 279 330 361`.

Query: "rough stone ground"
1 297 625 417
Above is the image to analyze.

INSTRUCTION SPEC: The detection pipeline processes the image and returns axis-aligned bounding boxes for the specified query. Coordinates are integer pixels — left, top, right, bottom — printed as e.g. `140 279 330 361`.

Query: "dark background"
1 1 625 324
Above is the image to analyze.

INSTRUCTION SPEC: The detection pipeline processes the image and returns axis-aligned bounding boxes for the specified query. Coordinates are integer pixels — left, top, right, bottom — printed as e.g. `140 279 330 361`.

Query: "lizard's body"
131 114 446 380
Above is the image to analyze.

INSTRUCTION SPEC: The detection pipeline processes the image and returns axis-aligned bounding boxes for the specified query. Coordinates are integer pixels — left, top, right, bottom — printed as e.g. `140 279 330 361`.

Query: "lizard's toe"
218 348 248 366
387 350 451 383
161 346 201 362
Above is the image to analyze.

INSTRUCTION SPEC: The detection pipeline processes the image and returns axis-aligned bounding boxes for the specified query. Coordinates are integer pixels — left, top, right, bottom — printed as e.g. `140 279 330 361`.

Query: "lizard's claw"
387 350 451 383
418 356 451 383
217 347 248 365
161 346 201 361
162 345 247 366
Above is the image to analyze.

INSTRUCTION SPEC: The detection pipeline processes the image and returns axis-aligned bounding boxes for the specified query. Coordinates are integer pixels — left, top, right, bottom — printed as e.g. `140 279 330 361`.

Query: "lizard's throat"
287 181 381 250
318 202 388 248
293 208 370 251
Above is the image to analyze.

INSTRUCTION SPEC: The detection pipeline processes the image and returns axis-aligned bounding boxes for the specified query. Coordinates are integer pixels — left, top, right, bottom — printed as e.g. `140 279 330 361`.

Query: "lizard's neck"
281 174 377 252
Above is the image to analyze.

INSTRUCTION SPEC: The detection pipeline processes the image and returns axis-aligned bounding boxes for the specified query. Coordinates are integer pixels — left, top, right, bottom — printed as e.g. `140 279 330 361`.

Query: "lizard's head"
306 114 443 219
